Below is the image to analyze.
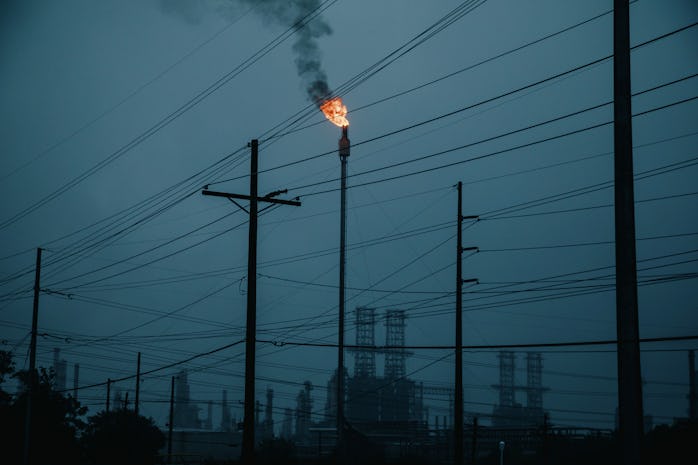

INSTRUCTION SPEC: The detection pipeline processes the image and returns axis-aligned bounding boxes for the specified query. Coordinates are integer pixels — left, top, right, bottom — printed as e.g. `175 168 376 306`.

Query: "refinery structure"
322 308 425 447
161 306 556 461
48 327 698 463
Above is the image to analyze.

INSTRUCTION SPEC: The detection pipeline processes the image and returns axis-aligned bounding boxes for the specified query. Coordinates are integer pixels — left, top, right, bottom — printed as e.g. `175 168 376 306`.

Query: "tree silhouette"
0 350 86 465
82 408 165 465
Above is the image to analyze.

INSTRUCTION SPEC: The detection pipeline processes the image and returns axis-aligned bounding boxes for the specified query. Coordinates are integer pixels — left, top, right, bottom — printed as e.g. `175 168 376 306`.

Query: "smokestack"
221 389 231 431
339 125 350 157
52 348 67 391
337 123 350 446
265 388 274 439
73 364 79 401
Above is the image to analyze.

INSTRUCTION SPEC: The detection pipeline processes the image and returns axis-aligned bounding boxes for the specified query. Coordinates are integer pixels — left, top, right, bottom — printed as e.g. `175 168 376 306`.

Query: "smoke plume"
239 0 332 105
162 0 334 105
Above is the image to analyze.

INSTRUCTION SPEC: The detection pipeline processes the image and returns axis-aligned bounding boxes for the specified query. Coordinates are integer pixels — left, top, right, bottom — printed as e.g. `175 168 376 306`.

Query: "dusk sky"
1 0 697 433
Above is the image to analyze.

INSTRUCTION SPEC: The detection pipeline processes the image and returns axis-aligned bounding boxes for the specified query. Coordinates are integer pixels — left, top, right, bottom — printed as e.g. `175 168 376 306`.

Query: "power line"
55 339 246 394
479 230 698 252
256 334 698 351
258 273 452 295
287 94 697 200
0 0 338 233
51 211 257 292
0 7 254 183
0 146 248 295
45 208 244 288
253 0 489 147
274 4 625 137
481 155 698 220
3 18 692 296
210 21 698 186
482 191 698 220
5 16 691 295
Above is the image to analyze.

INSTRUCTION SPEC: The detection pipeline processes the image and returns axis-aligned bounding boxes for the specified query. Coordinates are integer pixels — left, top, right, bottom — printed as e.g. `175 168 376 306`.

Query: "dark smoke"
239 0 333 106
161 0 334 105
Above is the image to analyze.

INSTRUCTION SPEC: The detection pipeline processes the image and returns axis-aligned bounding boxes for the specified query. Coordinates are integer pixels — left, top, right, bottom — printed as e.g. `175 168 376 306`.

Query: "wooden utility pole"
613 2 643 465
106 378 111 412
471 416 478 465
455 182 478 465
73 364 79 401
168 375 175 461
135 352 141 415
455 182 464 465
689 351 697 420
202 140 300 464
22 247 42 465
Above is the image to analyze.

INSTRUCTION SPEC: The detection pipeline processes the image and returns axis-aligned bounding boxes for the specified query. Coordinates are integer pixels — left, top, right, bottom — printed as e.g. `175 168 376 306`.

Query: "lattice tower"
385 310 407 379
354 307 376 377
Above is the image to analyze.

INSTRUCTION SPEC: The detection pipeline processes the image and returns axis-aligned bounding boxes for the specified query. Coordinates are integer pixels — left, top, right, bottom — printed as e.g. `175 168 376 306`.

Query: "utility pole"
135 352 141 415
471 416 478 465
614 2 643 465
688 350 697 420
202 139 300 464
456 183 464 465
22 247 41 465
73 364 79 401
106 378 111 412
455 182 478 465
168 375 175 462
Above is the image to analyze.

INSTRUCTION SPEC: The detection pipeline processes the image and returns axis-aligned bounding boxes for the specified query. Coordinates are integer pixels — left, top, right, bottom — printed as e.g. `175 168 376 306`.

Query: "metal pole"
614 2 643 464
73 364 79 401
135 352 141 415
689 350 697 419
22 247 41 465
455 182 464 465
106 378 111 412
242 139 259 464
471 416 478 465
168 376 175 461
337 126 350 455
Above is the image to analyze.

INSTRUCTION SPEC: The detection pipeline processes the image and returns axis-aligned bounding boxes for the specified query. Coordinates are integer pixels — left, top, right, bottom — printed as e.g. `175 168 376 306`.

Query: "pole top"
339 126 350 157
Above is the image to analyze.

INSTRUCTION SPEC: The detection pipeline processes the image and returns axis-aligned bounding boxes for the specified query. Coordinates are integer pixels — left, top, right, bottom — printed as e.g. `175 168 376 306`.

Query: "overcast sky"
1 0 697 432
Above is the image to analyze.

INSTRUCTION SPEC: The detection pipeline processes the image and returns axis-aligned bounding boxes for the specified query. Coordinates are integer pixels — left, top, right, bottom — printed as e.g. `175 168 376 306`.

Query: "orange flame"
320 97 349 127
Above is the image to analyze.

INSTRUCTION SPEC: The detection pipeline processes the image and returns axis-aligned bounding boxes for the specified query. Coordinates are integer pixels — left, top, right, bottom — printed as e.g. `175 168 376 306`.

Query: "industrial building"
173 370 203 429
491 351 549 429
346 308 424 426
319 308 425 427
295 307 430 460
153 331 698 464
52 348 67 392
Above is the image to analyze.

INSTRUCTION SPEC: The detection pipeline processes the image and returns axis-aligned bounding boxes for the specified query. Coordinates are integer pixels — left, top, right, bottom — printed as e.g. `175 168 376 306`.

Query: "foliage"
0 350 87 465
82 408 165 465
0 349 14 406
256 438 299 465
643 419 698 464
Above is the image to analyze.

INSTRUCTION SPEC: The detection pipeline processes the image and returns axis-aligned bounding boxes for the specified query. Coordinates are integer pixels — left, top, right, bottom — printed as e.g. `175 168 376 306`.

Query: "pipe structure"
337 125 350 455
